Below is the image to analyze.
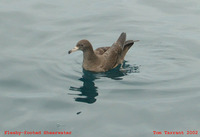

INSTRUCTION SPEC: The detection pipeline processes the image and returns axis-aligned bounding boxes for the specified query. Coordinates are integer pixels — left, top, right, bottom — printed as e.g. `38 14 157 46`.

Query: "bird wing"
94 47 110 55
102 32 127 69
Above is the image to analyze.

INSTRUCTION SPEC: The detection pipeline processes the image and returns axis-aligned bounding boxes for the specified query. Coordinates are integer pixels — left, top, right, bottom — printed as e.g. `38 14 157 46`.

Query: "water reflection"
69 70 98 104
69 62 140 104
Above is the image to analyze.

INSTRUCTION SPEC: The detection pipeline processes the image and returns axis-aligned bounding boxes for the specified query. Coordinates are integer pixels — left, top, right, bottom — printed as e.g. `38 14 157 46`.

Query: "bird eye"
79 44 83 47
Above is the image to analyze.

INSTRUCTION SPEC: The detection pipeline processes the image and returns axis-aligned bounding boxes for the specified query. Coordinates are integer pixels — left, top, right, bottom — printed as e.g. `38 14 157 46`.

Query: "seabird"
68 32 139 72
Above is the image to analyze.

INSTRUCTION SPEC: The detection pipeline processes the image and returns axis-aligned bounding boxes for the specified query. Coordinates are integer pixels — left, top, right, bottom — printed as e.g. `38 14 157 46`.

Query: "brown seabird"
68 32 139 72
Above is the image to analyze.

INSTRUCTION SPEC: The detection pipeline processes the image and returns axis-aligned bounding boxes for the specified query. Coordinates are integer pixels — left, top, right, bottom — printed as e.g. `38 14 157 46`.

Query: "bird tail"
121 40 139 59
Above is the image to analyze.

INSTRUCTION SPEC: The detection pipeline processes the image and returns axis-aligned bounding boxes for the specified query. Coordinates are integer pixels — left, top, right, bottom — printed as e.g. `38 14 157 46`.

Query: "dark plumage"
68 32 139 72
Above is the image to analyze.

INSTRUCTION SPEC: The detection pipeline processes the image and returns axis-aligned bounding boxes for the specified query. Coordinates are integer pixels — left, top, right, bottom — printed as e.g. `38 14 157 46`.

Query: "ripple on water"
68 61 140 104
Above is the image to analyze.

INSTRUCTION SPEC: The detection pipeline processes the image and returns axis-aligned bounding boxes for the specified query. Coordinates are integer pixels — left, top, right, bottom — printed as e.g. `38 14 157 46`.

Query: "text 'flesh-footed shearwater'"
68 32 139 72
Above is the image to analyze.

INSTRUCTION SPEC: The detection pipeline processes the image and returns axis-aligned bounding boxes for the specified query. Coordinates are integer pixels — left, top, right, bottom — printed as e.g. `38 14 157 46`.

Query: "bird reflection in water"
69 61 140 104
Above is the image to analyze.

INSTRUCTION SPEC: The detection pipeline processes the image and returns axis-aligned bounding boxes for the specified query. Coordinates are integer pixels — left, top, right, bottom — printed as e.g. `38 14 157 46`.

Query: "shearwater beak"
68 46 79 54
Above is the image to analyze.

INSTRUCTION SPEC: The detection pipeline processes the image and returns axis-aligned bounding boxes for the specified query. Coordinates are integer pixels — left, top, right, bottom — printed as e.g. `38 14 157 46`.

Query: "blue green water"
1 0 200 137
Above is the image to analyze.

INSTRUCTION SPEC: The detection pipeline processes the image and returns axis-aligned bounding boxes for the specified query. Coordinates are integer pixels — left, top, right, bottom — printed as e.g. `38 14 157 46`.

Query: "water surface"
0 0 200 137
